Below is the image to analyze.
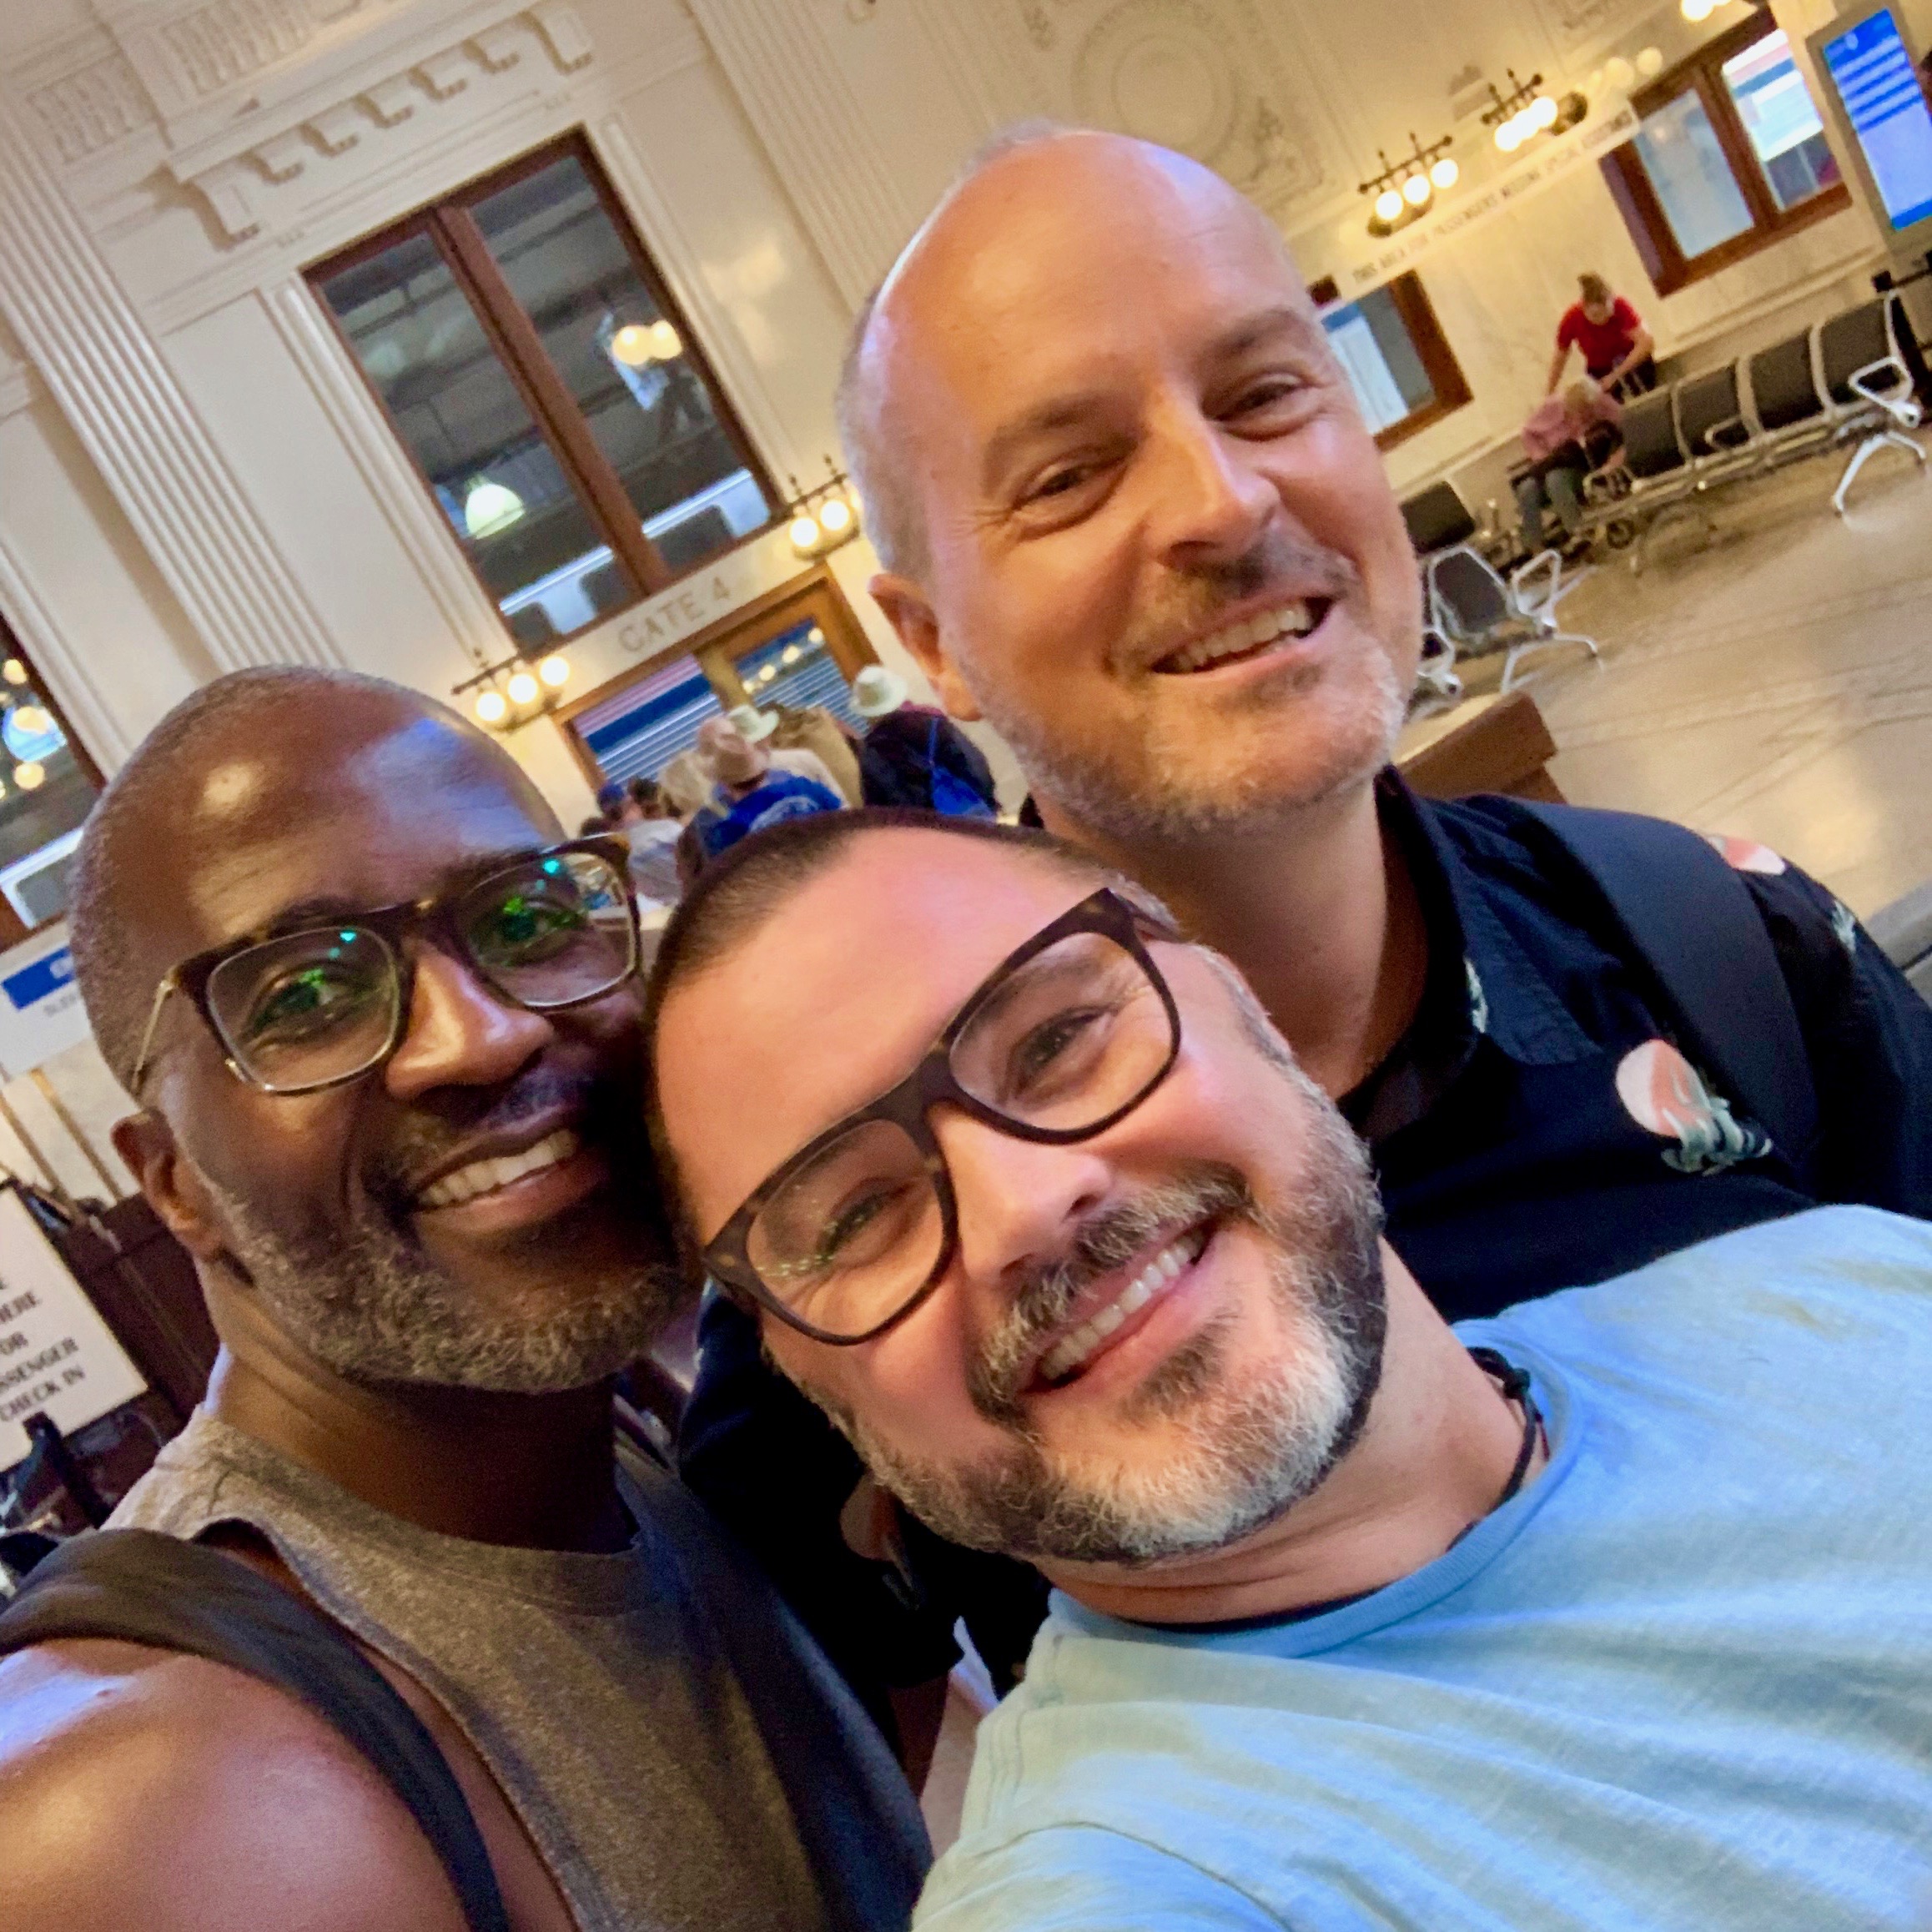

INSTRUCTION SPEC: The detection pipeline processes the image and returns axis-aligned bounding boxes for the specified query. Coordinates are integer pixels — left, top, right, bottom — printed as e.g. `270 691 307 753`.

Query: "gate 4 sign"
0 1187 145 1473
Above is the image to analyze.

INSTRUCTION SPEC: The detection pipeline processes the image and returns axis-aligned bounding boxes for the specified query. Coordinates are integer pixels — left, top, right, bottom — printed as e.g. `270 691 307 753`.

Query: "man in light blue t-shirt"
647 812 1932 1932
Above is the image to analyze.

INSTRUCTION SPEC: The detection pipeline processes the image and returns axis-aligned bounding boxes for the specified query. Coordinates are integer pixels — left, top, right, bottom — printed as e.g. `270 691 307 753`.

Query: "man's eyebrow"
981 392 1119 489
1204 304 1325 363
244 848 546 940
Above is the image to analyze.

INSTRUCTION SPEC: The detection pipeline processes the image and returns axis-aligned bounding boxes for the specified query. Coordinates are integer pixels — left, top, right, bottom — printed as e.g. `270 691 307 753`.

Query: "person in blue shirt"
687 711 843 864
676 126 1932 1735
647 810 1932 1932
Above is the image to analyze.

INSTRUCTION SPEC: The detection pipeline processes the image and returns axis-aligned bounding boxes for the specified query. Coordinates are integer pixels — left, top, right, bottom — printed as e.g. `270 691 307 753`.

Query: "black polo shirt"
678 777 1932 1709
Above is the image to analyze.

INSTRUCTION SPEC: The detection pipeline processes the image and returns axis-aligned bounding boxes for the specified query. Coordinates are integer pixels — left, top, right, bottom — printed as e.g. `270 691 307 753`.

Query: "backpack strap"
1509 800 1819 1164
0 1528 510 1932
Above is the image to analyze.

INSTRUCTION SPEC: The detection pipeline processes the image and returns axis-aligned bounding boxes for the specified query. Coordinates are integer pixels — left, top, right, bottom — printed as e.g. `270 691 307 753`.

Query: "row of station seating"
1577 290 1930 571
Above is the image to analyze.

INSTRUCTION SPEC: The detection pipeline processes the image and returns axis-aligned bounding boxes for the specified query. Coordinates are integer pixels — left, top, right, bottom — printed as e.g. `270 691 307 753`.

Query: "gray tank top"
110 1411 927 1932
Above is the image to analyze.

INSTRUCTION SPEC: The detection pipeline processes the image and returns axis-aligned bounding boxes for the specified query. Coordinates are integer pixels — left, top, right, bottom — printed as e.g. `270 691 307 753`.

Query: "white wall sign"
0 1186 147 1472
0 923 92 1081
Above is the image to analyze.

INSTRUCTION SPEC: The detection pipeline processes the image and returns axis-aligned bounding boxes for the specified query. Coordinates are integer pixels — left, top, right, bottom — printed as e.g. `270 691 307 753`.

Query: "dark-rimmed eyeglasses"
129 838 640 1097
702 888 1183 1346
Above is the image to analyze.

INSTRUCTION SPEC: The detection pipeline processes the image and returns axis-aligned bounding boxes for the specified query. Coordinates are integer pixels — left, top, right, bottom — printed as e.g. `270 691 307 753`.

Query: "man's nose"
1145 398 1279 566
935 1109 1114 1303
383 944 554 1100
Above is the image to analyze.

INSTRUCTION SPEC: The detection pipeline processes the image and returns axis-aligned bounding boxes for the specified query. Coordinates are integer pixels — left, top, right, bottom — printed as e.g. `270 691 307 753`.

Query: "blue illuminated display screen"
1823 8 1932 231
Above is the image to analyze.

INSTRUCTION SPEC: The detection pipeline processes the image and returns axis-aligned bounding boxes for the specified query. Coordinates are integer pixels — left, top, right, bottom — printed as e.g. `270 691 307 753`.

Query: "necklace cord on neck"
1467 1345 1544 1511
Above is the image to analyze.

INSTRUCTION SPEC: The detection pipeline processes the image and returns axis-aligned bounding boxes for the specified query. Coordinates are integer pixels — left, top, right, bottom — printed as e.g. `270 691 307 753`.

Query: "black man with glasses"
649 809 1932 1932
0 668 927 1932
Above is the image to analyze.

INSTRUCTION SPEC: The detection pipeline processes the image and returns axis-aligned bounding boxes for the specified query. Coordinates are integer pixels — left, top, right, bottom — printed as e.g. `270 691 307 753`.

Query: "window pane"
318 234 634 640
0 664 95 929
1723 29 1841 211
1634 90 1757 258
1323 286 1434 435
467 156 773 575
576 653 723 786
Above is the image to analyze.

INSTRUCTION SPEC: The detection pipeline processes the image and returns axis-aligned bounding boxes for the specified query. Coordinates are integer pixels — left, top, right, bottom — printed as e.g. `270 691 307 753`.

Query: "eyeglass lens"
745 928 1174 1338
203 851 634 1090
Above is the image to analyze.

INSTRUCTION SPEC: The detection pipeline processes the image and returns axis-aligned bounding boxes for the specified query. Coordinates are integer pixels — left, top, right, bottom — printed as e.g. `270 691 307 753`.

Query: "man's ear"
869 572 982 722
112 1111 228 1265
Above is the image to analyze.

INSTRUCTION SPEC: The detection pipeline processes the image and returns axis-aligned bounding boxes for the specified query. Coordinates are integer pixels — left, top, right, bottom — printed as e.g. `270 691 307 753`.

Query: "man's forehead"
141 707 556 952
662 837 1096 1167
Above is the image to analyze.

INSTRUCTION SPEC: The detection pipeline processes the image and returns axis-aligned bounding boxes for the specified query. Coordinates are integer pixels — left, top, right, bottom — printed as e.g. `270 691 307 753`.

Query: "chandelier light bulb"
611 323 656 366
1681 0 1713 18
1430 154 1460 191
788 511 823 554
1403 171 1432 207
14 760 44 790
1532 93 1559 129
1496 118 1525 153
1 659 25 686
818 496 853 535
1605 55 1635 90
11 705 49 737
538 653 571 688
506 670 540 706
1635 45 1664 77
1374 186 1405 223
648 319 682 360
475 690 508 726
463 478 525 540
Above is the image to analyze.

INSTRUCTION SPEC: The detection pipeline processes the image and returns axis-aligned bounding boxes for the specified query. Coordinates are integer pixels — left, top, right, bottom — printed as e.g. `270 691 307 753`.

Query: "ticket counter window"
309 133 776 652
0 634 100 948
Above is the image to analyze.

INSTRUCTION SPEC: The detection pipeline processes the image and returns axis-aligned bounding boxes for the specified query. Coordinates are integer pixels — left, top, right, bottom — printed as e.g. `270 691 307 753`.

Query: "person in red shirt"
1547 272 1655 395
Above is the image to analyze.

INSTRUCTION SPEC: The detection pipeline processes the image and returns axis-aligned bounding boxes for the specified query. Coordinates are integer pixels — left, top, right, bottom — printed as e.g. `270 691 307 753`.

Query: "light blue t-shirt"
915 1207 1932 1932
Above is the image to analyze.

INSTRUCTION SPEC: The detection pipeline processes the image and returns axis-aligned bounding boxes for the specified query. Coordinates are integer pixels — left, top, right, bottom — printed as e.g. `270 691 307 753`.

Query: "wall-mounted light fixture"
784 459 863 560
454 647 574 733
1484 68 1588 153
1360 133 1458 235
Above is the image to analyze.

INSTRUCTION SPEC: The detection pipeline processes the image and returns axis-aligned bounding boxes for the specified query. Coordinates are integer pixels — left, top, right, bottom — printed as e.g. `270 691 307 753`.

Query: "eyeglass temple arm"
128 973 179 1094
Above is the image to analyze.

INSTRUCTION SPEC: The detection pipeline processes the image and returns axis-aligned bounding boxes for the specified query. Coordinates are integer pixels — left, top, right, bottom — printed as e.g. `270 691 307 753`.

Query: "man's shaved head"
70 667 532 1092
838 125 1296 579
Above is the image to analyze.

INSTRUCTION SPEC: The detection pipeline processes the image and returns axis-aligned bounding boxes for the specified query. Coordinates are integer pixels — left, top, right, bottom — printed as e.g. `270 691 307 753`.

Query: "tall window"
1602 16 1849 294
0 626 101 948
309 134 776 651
1313 274 1472 450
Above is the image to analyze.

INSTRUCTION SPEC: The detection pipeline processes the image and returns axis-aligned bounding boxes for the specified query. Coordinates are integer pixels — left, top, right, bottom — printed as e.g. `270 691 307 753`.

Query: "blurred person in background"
689 711 844 865
1547 272 1654 397
1516 379 1622 558
854 666 999 818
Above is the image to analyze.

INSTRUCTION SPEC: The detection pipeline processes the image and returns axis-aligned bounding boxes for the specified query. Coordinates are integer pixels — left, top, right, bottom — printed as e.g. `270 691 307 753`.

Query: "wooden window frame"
306 130 779 641
0 618 106 951
1603 12 1850 296
1319 271 1473 452
553 565 879 796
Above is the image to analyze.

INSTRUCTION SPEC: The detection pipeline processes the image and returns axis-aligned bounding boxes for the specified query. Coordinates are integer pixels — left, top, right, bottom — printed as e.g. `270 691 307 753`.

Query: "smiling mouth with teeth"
1155 598 1329 676
415 1127 582 1211
1035 1222 1214 1387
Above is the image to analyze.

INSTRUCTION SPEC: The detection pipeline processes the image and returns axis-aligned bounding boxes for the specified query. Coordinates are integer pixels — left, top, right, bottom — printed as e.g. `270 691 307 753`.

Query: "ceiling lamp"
1636 46 1664 77
1496 117 1526 153
1373 186 1404 223
1402 171 1433 207
11 704 49 737
538 653 571 688
13 761 44 790
1 658 25 687
1487 68 1587 153
1532 93 1560 129
818 495 853 536
464 478 525 540
475 689 509 726
611 323 656 366
788 510 822 555
1681 0 1714 18
506 669 540 706
1604 55 1635 90
649 319 682 360
1430 154 1461 191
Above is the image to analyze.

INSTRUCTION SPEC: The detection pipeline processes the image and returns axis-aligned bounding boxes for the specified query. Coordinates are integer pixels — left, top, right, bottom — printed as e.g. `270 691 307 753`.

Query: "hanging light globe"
1403 172 1432 207
788 511 823 555
611 323 657 366
1532 93 1559 129
818 496 853 536
538 654 571 688
1430 155 1460 191
506 670 540 706
475 690 509 726
1 659 25 687
13 761 44 790
649 319 682 360
1374 187 1405 223
464 479 525 540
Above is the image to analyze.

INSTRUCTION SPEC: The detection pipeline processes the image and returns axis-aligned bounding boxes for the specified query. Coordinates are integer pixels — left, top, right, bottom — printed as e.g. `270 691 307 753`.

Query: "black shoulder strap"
0 1529 510 1932
1510 800 1819 1162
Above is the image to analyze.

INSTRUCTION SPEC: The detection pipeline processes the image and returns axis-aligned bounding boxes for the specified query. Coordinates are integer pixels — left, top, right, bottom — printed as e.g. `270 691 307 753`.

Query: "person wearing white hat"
689 712 844 865
852 665 999 816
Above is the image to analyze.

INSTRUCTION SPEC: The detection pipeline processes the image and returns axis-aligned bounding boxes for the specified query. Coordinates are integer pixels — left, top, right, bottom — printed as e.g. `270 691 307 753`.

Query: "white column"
685 0 927 305
0 118 342 675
